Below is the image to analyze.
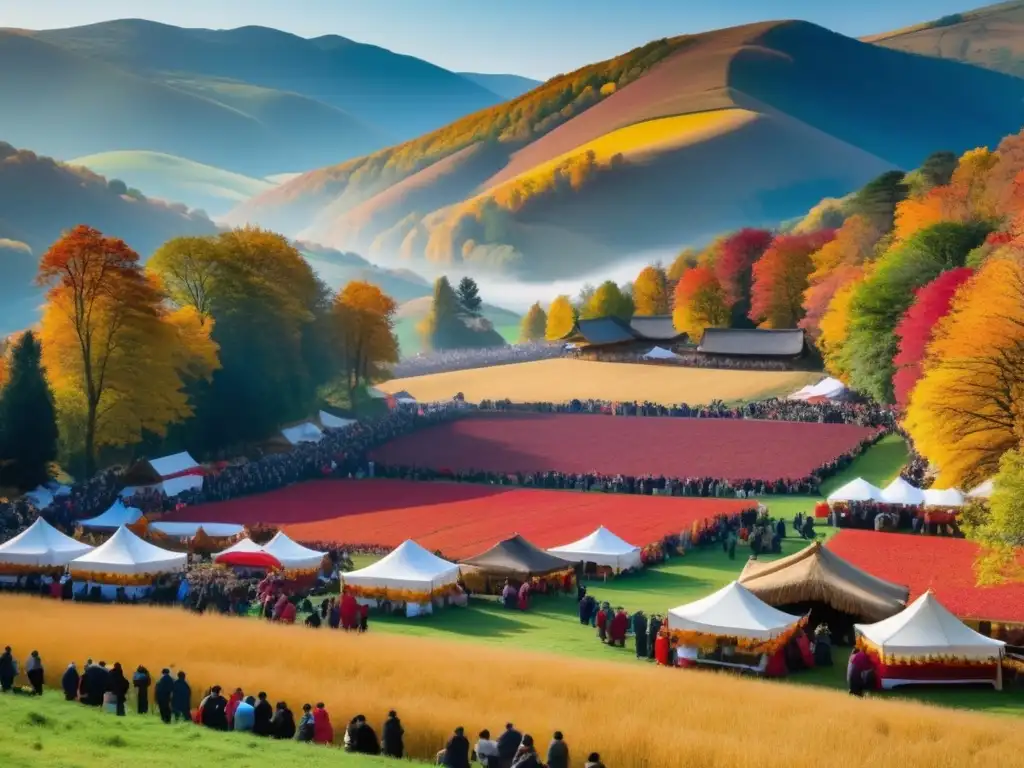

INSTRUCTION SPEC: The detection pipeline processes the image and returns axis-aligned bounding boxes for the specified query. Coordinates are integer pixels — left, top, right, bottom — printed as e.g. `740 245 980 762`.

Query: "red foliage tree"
714 228 773 318
749 229 836 328
892 267 975 408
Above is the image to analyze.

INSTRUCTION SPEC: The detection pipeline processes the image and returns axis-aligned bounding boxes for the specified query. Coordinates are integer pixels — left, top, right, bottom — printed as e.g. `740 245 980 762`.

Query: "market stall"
68 526 187 600
547 526 642 575
854 591 1007 690
343 539 461 617
0 518 94 581
666 581 806 675
459 534 574 594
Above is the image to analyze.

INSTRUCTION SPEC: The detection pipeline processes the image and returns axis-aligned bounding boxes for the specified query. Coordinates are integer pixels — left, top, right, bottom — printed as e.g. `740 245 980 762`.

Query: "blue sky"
0 0 977 79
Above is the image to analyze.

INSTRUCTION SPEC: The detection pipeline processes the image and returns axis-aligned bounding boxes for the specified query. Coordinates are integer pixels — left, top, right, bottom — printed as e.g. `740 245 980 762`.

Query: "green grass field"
0 693 394 768
393 298 522 357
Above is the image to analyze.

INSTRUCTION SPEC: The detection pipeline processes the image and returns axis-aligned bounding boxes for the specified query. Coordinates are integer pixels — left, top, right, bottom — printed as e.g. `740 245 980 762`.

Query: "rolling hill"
866 2 1024 77
393 296 521 355
0 19 507 177
295 241 432 303
69 151 276 216
231 19 1024 282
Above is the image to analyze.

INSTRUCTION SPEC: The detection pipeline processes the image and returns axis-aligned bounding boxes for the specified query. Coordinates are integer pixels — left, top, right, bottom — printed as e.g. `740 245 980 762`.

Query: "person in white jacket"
474 729 500 767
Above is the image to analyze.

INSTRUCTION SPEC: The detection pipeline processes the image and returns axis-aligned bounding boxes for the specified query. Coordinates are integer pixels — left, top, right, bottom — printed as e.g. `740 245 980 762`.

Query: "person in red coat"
312 702 334 744
609 609 628 647
654 631 670 665
517 581 530 611
340 592 358 630
596 606 608 642
280 600 297 624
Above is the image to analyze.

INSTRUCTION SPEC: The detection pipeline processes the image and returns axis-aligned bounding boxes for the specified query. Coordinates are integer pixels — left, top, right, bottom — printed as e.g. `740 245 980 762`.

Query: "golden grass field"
3 595 1022 768
379 359 821 405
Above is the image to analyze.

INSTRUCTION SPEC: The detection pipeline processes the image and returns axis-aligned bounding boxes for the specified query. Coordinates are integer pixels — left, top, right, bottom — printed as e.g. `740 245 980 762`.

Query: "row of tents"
826 476 992 507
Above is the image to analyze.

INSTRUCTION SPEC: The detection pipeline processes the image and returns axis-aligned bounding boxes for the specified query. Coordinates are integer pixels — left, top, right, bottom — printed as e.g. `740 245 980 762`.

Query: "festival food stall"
739 541 908 643
343 539 461 617
459 534 575 595
78 499 144 531
854 591 1007 690
666 581 806 675
120 451 205 498
547 526 643 576
68 526 187 600
0 518 94 582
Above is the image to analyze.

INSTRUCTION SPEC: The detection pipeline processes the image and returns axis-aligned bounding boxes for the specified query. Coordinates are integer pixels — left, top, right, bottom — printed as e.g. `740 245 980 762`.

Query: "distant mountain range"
0 19 530 178
231 15 1024 282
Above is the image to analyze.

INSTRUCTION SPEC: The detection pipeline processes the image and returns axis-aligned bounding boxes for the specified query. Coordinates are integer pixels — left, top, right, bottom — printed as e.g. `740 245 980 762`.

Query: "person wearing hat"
382 709 405 758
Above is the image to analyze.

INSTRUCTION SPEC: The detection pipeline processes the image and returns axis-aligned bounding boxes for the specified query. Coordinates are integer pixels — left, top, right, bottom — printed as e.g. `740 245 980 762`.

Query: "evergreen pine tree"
456 277 483 317
0 331 58 490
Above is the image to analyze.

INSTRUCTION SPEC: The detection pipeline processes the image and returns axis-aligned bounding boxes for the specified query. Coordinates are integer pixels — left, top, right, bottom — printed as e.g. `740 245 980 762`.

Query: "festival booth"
459 534 575 595
69 526 187 600
120 451 205 499
319 410 356 430
547 526 642 577
281 421 324 446
854 591 1007 690
343 539 462 617
666 581 807 675
0 518 94 582
788 377 847 402
641 346 680 361
262 532 327 576
738 541 908 643
78 499 144 531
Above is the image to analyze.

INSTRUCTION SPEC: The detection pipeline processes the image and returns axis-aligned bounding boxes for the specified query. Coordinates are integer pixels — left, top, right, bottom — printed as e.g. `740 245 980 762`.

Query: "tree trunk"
84 401 97 478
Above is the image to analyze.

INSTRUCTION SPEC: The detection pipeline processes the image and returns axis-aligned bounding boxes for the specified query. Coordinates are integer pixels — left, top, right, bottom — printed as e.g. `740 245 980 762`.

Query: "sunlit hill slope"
232 19 1024 281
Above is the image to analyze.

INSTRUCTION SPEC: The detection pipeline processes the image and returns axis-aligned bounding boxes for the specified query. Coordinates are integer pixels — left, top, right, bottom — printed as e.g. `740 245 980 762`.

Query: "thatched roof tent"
738 541 908 622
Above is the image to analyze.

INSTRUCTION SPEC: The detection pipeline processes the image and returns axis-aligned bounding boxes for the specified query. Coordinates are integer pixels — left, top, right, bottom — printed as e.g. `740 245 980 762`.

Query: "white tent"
69 526 187 577
319 411 356 430
0 518 94 567
149 452 199 477
281 421 324 445
922 487 965 508
789 376 847 401
150 522 245 538
344 539 459 598
79 499 144 530
642 346 680 361
826 478 882 503
880 477 926 506
547 526 642 571
967 479 994 500
855 591 1005 689
213 537 267 559
121 451 203 499
667 581 802 640
24 486 55 509
262 531 326 571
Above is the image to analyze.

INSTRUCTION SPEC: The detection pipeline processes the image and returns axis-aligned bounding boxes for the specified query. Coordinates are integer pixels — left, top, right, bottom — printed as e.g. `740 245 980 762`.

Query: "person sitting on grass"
271 701 296 739
511 734 540 768
546 731 569 768
295 703 315 742
441 726 470 768
312 701 334 744
473 729 499 766
253 691 273 736
585 752 606 768
234 695 256 732
496 722 523 766
201 685 228 730
352 714 380 754
382 710 405 759
61 662 79 701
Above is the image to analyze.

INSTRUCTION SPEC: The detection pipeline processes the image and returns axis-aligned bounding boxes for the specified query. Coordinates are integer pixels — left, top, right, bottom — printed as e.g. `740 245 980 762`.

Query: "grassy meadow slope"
866 2 1024 77
70 151 275 216
234 19 1024 281
393 296 521 355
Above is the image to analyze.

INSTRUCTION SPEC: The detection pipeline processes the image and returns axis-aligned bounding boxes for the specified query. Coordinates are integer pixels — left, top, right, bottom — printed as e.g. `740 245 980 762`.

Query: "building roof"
698 328 806 357
629 315 683 341
574 317 637 346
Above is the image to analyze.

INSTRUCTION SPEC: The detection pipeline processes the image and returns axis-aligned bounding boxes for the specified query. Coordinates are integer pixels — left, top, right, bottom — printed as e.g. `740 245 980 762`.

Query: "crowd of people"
576 348 807 372
391 342 565 378
0 645 605 767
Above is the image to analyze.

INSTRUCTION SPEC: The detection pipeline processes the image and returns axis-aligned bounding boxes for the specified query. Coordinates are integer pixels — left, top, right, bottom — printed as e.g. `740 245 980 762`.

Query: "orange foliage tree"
817 272 864 381
672 267 729 340
749 230 835 329
333 281 399 399
37 226 218 475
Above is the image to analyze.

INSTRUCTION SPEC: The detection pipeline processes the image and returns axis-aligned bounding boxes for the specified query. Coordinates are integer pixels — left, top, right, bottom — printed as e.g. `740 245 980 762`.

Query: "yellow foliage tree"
37 226 219 475
817 272 864 381
904 255 1024 488
892 185 969 243
950 146 999 220
519 302 548 342
632 265 670 315
545 295 576 340
333 281 399 397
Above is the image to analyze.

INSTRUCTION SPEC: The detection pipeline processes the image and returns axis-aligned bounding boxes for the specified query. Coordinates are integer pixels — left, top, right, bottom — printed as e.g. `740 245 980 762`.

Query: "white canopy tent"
642 346 680 361
922 487 965 508
319 411 356 430
967 479 994 500
69 526 186 599
0 518 93 568
880 477 926 506
667 581 803 640
826 478 882 503
789 377 847 401
24 486 54 509
344 540 460 615
281 421 324 445
121 451 204 499
547 526 642 571
78 499 144 531
262 532 327 571
150 522 245 538
855 591 1006 689
213 537 267 559
149 452 199 477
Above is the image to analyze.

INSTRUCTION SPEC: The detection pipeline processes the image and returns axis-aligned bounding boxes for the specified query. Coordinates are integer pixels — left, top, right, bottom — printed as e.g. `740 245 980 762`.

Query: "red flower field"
829 530 1024 623
369 412 877 481
166 479 752 559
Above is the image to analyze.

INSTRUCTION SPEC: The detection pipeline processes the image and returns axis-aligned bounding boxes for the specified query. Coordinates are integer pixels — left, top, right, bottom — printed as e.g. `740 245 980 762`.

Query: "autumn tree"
817 272 864 381
456 276 483 317
333 281 399 399
846 170 909 231
845 221 991 402
792 198 847 234
148 236 219 323
582 280 633 320
667 248 698 281
715 228 773 325
904 151 957 197
545 295 576 340
0 331 58 489
749 230 835 329
420 276 463 350
519 302 548 342
632 265 670 315
891 267 974 409
672 267 730 340
38 226 219 475
988 449 1024 547
904 255 1024 487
